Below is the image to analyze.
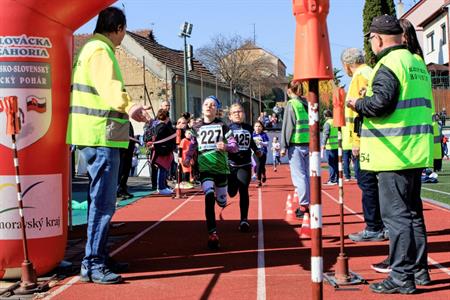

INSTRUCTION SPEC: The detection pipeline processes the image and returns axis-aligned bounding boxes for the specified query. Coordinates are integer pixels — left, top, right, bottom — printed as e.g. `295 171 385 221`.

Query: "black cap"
365 14 403 37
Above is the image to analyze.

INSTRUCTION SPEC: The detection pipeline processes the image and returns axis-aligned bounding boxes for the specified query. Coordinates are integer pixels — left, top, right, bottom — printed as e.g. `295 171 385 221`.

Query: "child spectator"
179 129 194 188
271 136 281 171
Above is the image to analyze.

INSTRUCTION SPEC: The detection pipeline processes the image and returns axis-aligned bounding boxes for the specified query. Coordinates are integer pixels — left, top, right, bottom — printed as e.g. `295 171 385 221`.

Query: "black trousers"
378 169 428 283
228 165 251 221
255 153 267 180
357 170 384 232
117 146 133 193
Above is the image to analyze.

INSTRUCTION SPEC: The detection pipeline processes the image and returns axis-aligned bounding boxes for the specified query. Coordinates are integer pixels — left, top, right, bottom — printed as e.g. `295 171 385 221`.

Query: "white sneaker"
158 188 173 195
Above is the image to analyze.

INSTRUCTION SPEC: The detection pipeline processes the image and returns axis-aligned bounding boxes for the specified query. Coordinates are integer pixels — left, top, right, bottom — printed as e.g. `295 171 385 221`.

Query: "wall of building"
423 14 449 65
115 48 173 135
402 0 447 51
173 79 232 119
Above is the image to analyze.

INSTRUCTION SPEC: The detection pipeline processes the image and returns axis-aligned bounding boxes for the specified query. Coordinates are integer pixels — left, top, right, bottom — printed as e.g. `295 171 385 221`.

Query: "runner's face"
229 107 244 123
254 123 263 133
202 99 217 119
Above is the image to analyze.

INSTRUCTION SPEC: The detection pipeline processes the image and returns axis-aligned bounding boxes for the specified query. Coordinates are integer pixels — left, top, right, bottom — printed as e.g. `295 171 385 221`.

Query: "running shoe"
369 276 416 294
371 257 391 273
295 205 309 219
207 232 220 250
415 269 431 286
239 220 250 232
80 266 122 284
262 175 267 183
158 188 173 195
349 229 386 242
324 181 337 186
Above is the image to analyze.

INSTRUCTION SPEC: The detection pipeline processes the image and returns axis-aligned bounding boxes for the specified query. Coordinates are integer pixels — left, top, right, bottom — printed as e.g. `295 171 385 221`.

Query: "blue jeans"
342 150 360 179
80 147 120 271
357 170 383 232
157 167 168 190
326 149 338 182
288 145 310 206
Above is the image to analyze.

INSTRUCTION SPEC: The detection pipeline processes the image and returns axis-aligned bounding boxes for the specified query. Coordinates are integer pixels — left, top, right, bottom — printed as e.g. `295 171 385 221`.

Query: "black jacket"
153 121 176 155
355 45 405 118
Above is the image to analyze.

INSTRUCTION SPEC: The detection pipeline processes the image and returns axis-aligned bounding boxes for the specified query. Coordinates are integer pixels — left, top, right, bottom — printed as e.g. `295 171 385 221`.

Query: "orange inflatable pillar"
293 0 333 81
332 87 346 127
0 0 115 279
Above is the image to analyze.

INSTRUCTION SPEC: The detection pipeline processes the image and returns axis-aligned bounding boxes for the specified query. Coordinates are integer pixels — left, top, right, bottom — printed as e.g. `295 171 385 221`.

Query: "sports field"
422 160 450 206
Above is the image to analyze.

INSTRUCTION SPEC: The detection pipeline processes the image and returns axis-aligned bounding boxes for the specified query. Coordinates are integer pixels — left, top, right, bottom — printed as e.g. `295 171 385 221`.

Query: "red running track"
46 164 450 300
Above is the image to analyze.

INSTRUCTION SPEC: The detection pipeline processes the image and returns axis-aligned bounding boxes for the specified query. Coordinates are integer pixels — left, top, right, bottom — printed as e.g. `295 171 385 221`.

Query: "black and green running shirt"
186 118 238 174
228 122 259 167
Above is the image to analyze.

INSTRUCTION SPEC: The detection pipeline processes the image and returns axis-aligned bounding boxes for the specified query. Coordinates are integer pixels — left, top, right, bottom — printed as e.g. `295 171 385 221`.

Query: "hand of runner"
216 141 226 151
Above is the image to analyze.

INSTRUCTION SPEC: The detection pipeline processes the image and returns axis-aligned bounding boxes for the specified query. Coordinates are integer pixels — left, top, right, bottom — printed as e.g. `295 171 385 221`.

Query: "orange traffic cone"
299 212 311 239
285 194 295 222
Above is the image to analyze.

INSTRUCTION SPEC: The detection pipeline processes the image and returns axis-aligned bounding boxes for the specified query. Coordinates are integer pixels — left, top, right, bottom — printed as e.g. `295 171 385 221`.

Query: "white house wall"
402 0 447 53
423 14 448 65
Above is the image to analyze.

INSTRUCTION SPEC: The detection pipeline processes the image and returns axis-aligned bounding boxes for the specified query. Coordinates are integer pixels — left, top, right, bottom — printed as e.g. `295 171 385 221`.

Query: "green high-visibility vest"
360 48 433 171
325 118 338 150
66 35 129 148
288 98 310 144
433 121 442 159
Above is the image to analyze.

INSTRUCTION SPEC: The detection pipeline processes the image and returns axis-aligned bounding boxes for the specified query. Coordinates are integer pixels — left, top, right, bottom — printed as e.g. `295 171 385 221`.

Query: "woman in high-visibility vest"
321 109 338 185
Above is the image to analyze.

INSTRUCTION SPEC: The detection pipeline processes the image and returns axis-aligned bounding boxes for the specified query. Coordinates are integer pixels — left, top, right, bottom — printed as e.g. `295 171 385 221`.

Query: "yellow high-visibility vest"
67 35 129 148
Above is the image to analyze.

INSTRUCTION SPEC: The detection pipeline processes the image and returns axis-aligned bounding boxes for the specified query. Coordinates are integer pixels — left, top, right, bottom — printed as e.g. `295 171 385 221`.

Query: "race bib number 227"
198 124 223 151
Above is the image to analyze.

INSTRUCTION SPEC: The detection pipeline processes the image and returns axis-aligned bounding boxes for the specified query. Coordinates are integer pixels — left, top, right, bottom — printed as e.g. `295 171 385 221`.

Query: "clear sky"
76 0 416 87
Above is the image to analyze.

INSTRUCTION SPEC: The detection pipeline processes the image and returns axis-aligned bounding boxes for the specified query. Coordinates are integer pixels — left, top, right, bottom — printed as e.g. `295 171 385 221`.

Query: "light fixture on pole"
179 21 193 113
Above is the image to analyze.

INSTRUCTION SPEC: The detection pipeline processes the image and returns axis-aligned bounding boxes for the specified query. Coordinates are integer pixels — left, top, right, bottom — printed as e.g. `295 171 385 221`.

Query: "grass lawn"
421 159 450 206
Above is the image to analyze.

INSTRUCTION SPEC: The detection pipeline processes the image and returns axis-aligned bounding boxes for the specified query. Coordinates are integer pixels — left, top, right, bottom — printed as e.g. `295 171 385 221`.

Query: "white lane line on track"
44 194 197 300
422 187 450 196
321 189 450 277
257 187 266 300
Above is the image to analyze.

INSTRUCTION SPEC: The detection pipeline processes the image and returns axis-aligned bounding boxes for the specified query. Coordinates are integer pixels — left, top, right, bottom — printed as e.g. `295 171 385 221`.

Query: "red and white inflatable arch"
0 0 115 279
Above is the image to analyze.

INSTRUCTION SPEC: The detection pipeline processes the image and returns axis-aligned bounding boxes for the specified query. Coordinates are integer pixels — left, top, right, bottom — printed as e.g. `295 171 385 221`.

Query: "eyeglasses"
368 35 376 41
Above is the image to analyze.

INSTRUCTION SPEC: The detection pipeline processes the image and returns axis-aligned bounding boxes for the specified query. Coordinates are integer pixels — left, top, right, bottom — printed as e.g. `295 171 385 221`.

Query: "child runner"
227 103 260 232
184 96 238 249
271 136 281 172
252 121 269 186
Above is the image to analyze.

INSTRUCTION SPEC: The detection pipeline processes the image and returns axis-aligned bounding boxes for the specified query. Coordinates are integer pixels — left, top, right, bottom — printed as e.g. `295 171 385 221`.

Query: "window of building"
441 23 447 45
427 31 435 53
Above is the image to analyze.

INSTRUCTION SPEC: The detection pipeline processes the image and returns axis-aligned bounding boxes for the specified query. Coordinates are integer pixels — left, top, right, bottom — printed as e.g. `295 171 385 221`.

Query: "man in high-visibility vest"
341 48 387 243
66 7 150 284
347 15 433 294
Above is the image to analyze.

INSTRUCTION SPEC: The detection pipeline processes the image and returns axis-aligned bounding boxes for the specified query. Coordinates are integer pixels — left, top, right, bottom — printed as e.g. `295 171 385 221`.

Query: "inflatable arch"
0 0 115 279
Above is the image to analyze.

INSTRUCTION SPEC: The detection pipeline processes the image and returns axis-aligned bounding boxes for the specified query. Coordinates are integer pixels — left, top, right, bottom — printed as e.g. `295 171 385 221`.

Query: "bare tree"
197 34 276 95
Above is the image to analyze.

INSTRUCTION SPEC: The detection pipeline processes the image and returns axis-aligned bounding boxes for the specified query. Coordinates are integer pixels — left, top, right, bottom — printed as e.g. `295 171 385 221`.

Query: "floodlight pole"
183 34 189 113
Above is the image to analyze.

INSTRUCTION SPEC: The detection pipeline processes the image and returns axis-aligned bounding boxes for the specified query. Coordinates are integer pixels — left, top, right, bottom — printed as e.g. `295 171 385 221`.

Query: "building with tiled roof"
74 30 260 132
